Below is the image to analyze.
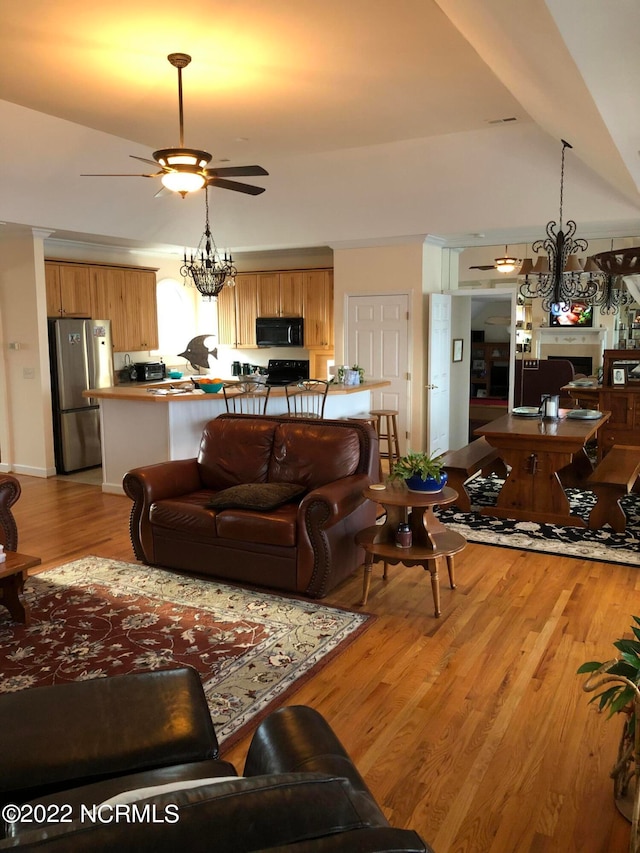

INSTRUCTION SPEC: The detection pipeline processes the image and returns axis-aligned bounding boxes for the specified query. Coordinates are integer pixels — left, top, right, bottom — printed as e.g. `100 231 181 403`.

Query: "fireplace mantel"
532 327 607 371
534 327 607 347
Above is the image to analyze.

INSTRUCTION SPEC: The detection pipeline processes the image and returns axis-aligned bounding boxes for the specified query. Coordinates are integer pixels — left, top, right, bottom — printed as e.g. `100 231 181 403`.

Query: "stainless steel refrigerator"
48 318 114 473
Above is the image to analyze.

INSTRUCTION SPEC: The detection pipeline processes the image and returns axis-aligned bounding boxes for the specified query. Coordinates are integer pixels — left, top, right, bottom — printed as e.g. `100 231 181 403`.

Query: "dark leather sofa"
0 667 433 852
0 474 21 551
123 414 379 598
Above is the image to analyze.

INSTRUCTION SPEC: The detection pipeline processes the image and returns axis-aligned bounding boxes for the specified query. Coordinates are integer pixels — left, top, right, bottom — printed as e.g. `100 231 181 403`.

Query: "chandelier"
181 187 237 300
587 244 633 315
518 140 602 311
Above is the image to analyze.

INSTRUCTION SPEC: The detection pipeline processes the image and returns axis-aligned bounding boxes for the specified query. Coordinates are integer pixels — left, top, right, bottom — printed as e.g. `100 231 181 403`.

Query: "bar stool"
370 409 401 476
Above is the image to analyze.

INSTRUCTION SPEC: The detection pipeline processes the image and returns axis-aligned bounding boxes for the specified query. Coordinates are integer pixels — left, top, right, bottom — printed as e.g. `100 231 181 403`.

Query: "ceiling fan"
470 246 520 274
82 53 268 198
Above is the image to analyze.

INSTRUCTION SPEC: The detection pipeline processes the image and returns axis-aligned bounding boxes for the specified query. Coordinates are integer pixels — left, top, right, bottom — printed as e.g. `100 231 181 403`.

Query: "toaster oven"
133 362 166 381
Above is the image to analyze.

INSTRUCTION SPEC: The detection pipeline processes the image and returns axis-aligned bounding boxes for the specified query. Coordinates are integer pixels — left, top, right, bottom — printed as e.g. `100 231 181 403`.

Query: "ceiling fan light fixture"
494 256 518 274
161 169 206 193
154 148 212 169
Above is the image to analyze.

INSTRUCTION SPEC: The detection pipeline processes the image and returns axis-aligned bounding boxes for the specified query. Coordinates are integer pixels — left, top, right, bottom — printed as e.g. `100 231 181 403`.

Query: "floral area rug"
0 557 372 748
437 475 640 567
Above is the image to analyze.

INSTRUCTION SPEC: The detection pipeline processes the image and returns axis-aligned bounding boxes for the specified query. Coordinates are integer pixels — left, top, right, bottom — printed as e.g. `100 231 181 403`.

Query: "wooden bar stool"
370 409 401 476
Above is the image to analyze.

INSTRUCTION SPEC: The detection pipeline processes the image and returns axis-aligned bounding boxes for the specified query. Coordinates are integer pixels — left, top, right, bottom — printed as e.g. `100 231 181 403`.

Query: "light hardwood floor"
9 473 636 852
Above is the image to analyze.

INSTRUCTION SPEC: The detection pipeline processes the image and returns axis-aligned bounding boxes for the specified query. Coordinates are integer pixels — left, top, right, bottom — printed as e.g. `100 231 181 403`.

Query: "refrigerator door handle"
84 322 95 404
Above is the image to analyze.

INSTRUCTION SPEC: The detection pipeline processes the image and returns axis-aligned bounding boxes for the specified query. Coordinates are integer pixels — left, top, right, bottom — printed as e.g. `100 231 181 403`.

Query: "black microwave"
256 317 304 348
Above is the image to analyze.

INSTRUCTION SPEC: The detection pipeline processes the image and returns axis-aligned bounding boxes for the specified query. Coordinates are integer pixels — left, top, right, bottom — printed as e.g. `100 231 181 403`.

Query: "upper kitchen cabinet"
217 267 333 350
217 282 237 346
256 272 303 317
234 274 259 348
303 270 333 348
45 262 92 317
90 265 158 352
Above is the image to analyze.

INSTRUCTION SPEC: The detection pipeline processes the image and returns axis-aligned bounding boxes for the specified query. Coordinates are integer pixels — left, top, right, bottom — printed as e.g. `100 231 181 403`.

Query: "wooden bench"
587 445 640 532
440 437 507 512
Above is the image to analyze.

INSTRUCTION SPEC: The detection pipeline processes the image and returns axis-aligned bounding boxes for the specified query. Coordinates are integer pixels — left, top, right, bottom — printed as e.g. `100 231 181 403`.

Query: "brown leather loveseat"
123 414 378 598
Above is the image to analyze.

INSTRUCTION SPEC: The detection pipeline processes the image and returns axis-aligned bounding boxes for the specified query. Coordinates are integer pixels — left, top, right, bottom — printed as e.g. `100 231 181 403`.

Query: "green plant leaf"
609 688 635 716
576 661 604 674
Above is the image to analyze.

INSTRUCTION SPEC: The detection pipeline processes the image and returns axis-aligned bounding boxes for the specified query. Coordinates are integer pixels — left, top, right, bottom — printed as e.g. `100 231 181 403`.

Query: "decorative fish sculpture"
177 335 218 370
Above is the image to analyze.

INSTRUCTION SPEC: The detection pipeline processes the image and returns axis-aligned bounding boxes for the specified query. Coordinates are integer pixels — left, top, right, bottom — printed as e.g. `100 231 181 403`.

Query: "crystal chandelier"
518 140 603 311
181 186 237 300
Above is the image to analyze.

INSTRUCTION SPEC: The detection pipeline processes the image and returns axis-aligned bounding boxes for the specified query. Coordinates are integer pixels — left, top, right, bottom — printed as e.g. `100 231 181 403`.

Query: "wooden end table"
356 483 466 617
0 551 41 625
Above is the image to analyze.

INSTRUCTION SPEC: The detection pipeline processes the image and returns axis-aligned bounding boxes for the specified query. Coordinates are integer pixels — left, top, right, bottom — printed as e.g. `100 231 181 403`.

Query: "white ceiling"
1 0 639 259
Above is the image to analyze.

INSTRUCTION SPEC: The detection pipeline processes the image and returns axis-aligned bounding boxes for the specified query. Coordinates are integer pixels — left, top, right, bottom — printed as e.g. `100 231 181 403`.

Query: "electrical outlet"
23 367 35 380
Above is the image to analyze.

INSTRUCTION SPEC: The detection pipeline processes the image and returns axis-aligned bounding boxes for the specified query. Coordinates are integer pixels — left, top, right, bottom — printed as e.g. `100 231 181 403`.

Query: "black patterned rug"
436 475 640 567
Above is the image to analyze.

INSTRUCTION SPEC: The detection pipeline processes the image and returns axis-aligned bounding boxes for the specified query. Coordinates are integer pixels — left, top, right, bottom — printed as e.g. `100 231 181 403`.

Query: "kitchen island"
86 380 390 494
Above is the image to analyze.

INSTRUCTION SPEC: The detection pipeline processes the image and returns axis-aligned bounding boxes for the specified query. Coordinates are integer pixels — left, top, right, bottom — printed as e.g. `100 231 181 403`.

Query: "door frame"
452 287 517 449
344 291 411 449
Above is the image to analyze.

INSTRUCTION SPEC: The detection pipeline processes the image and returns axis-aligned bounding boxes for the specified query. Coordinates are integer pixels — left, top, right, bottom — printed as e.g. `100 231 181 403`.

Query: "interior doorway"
452 288 517 445
345 293 410 454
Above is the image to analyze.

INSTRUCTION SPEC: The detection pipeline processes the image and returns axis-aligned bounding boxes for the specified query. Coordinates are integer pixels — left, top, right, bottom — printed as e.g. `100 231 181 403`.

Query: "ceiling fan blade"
204 165 269 178
469 265 496 270
206 177 266 195
81 172 161 178
130 154 166 169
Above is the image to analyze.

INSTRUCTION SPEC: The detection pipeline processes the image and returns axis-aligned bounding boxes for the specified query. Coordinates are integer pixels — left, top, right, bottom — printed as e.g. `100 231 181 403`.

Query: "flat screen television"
549 300 593 328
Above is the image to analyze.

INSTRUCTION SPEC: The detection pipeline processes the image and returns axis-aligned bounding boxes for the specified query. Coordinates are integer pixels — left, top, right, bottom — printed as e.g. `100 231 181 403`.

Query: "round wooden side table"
357 482 466 617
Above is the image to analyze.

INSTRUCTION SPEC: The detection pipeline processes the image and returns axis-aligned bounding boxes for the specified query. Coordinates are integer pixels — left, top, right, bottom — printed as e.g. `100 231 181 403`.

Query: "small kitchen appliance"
133 362 166 382
256 317 304 348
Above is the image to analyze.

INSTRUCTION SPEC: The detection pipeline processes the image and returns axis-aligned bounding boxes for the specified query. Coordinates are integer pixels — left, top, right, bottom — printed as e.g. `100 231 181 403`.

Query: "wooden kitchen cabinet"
90 265 158 352
279 272 304 316
217 283 237 345
217 267 332 350
255 273 282 317
234 274 258 348
256 272 303 317
303 270 333 348
45 262 92 317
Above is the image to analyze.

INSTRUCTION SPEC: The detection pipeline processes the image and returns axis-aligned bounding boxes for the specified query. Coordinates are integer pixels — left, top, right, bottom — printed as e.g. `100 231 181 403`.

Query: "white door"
427 293 452 455
346 294 410 454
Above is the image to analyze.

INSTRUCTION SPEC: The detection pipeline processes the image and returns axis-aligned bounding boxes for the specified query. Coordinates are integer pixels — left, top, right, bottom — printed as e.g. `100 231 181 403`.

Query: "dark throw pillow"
207 482 306 511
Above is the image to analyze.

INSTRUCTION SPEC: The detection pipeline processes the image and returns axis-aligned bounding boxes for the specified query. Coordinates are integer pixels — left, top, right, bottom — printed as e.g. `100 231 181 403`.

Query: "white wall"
0 229 55 474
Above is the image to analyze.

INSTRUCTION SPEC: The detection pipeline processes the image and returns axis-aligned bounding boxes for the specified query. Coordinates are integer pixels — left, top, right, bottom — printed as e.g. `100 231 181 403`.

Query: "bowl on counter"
194 379 224 393
168 370 183 379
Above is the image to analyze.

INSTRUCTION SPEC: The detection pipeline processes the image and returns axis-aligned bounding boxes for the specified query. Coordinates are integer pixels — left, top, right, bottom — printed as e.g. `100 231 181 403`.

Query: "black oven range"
266 359 310 386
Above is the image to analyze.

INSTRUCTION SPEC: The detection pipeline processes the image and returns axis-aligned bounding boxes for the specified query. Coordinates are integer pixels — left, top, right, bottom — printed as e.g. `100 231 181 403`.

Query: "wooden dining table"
474 408 610 527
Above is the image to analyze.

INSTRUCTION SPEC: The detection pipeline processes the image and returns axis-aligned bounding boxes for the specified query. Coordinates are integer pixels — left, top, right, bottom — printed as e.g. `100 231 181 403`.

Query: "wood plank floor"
8 473 636 852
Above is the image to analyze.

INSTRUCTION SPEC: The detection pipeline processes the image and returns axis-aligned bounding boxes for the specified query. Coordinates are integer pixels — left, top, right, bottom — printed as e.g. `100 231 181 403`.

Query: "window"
155 278 194 357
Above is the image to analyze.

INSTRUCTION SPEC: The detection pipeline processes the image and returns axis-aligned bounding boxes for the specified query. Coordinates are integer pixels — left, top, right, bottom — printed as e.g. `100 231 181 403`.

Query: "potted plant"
578 617 640 832
388 450 448 493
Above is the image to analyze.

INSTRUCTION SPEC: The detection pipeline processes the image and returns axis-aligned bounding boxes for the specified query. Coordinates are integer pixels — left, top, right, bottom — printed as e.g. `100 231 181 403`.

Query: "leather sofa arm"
123 458 203 561
0 667 218 809
0 474 21 551
299 473 371 528
123 457 202 503
244 706 386 827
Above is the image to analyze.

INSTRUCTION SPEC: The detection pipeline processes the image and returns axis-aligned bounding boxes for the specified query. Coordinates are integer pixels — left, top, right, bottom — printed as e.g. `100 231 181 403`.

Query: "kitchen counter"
85 380 389 494
88 379 388 401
